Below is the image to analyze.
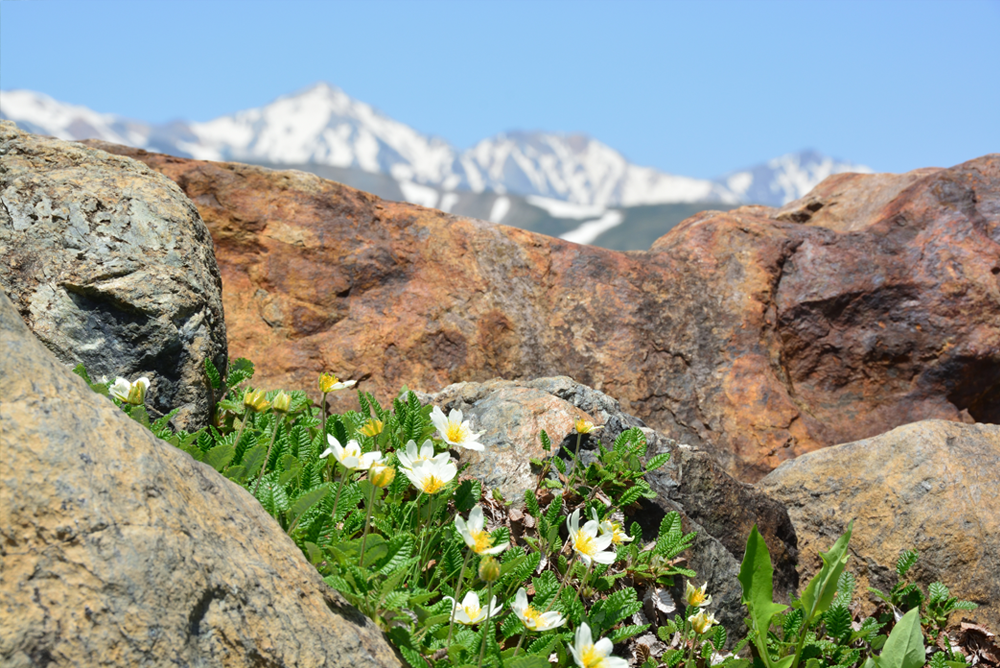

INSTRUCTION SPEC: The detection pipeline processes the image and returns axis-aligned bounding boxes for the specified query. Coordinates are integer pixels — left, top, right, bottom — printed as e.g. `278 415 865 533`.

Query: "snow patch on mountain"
720 150 874 205
560 211 625 245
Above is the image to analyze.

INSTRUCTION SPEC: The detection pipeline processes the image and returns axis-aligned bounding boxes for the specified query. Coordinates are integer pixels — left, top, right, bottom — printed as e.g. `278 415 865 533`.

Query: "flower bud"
479 556 501 583
126 379 149 405
271 391 292 414
575 418 603 434
359 418 384 437
688 610 718 635
243 388 271 413
369 464 396 488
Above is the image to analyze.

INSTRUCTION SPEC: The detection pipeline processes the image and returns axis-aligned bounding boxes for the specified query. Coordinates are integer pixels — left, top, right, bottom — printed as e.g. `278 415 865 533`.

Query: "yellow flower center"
471 529 493 554
445 421 468 443
573 531 598 556
521 605 541 626
611 524 628 544
422 475 445 494
580 645 605 668
576 419 594 434
688 590 706 606
360 419 383 437
462 604 481 621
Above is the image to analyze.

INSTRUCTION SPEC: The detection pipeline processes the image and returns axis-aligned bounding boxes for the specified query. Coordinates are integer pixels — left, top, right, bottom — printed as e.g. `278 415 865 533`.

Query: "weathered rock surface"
1 122 226 430
86 139 1000 481
0 291 400 668
759 419 1000 630
419 376 798 636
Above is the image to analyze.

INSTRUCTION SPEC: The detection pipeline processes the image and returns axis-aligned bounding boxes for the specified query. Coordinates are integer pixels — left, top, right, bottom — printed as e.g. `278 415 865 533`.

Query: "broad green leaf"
800 520 853 624
738 525 788 668
872 608 924 668
240 444 267 480
204 444 235 472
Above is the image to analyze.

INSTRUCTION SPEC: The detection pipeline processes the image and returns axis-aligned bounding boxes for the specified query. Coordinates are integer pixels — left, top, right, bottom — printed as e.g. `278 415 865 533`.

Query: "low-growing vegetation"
72 359 985 668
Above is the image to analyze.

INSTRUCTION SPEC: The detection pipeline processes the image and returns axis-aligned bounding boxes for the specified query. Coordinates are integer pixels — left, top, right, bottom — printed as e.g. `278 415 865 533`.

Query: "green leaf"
129 405 151 428
204 357 222 390
454 479 481 513
739 525 789 668
800 520 853 624
226 357 255 387
72 363 93 384
204 444 235 472
896 550 919 579
286 485 330 527
239 444 268 480
872 608 924 668
645 452 670 472
539 429 552 452
508 657 549 668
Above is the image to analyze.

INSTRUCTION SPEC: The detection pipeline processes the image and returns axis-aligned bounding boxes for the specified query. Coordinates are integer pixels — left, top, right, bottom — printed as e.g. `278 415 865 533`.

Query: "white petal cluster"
320 435 383 471
404 457 457 494
444 591 502 625
569 623 628 668
567 508 616 566
397 439 450 471
454 505 509 555
430 407 484 451
109 376 150 405
512 587 565 632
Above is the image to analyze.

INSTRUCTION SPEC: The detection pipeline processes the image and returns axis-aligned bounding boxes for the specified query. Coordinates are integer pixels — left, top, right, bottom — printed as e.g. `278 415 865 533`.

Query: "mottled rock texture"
759 420 1000 630
1 122 226 430
87 140 1000 481
419 376 798 636
0 291 400 668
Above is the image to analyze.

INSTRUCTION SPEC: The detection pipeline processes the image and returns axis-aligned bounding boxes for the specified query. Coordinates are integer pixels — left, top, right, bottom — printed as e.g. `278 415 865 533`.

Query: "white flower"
109 376 150 405
575 418 603 434
397 439 451 471
512 587 565 632
320 435 383 471
567 508 616 567
688 610 718 634
430 406 484 451
569 622 628 668
455 505 509 555
318 373 356 393
591 509 634 545
444 591 502 625
684 581 712 608
404 457 457 494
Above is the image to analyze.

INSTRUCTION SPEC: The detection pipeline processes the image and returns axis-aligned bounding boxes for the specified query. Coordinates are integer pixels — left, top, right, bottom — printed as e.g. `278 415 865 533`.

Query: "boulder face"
0 291 399 668
0 122 226 430
87 139 1000 481
418 376 798 636
758 420 1000 630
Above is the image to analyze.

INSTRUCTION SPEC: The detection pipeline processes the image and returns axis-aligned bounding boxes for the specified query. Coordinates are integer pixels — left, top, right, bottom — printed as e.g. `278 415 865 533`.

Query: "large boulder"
0 291 400 668
759 420 1000 630
418 376 798 636
86 140 1000 481
0 122 226 430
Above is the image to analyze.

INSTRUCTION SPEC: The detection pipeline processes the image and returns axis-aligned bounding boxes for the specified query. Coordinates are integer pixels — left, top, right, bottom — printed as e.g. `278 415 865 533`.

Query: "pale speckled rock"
0 122 226 430
0 291 400 668
419 376 798 638
759 420 1000 630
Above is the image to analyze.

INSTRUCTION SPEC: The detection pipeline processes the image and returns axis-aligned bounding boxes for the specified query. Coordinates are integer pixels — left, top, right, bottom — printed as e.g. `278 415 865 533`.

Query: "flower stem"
233 406 251 453
447 548 473 645
478 582 494 668
512 631 527 658
543 550 575 613
252 414 283 496
358 481 378 567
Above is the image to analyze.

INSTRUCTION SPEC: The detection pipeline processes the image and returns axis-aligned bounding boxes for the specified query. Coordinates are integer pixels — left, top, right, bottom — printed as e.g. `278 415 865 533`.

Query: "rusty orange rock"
84 141 1000 481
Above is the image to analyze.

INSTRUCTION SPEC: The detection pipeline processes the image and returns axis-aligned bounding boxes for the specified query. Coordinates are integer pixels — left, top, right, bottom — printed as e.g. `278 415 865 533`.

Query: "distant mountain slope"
1 85 873 250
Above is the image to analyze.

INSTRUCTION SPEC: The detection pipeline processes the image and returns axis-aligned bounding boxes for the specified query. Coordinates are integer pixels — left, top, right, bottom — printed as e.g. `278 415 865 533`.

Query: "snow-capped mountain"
721 150 873 206
0 84 871 209
460 131 738 207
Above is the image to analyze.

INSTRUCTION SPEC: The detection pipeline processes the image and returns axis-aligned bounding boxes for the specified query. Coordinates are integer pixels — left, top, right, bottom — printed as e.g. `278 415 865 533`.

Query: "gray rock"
0 290 401 668
0 121 226 430
419 376 798 638
759 420 1000 630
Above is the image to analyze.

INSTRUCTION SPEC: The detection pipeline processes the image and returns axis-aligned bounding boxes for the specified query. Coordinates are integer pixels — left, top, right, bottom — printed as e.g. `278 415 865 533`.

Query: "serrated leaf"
72 363 93 384
204 358 222 390
204 444 235 472
286 485 330 527
226 357 255 387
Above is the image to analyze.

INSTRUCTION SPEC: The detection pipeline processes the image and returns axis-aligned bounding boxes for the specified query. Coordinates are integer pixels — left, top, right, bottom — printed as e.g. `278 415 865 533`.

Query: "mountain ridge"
1 83 872 209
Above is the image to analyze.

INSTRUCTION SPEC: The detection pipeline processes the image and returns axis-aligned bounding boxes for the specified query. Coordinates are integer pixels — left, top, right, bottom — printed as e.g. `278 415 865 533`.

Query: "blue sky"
1 0 998 178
